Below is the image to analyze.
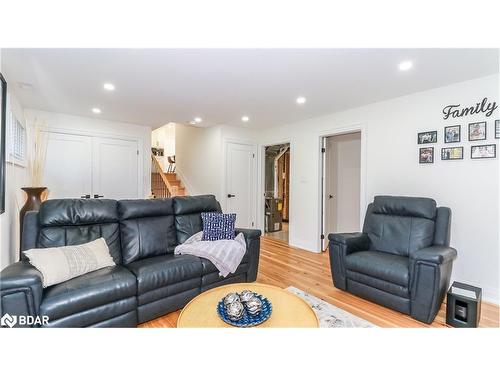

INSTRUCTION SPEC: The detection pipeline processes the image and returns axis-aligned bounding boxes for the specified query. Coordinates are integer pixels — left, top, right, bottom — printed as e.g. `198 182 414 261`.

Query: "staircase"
151 154 187 198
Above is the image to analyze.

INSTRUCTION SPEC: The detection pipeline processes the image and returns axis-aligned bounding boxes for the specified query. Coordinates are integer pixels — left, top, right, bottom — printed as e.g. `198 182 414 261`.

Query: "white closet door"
92 137 139 199
226 142 256 228
43 132 92 199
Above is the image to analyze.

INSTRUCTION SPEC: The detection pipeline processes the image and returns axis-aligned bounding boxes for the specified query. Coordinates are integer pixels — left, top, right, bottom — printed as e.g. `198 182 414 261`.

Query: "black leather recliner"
0 195 261 327
329 196 457 324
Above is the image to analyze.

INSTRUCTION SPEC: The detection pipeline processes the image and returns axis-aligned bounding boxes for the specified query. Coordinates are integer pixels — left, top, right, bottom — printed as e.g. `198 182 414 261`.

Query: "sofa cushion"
38 199 119 226
40 266 136 321
372 196 437 220
118 199 178 264
173 195 221 244
363 199 436 257
345 251 409 287
37 199 122 264
126 254 203 295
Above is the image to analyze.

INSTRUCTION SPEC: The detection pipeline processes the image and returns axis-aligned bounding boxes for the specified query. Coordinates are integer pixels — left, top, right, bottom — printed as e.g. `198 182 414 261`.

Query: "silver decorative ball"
226 301 245 321
245 296 263 316
239 290 255 303
223 293 240 307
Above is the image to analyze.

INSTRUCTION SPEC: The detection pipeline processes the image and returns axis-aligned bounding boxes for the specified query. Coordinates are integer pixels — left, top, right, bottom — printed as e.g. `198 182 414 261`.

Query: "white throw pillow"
23 238 116 288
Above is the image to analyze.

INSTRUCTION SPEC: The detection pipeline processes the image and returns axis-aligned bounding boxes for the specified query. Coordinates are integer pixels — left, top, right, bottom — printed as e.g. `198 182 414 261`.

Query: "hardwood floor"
140 236 499 328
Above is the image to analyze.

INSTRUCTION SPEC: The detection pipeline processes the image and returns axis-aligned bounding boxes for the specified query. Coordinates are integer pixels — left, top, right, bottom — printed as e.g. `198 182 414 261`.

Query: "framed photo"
419 147 434 164
444 125 460 143
495 120 499 139
468 121 487 141
0 73 7 214
471 144 496 159
441 146 463 160
417 131 437 144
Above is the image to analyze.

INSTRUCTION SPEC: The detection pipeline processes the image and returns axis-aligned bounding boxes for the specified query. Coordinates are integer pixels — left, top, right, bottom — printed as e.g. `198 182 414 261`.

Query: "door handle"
328 194 334 199
81 194 91 199
94 194 104 198
227 194 236 198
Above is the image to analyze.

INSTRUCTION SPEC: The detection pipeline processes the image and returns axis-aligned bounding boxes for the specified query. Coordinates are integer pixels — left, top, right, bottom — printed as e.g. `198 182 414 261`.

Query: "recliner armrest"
235 228 261 240
328 232 370 253
0 261 44 325
235 228 261 283
411 246 457 265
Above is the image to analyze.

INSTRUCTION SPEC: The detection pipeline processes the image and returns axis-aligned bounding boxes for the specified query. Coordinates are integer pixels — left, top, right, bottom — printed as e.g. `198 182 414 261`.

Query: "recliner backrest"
118 199 178 265
35 199 122 264
362 196 441 257
173 195 221 244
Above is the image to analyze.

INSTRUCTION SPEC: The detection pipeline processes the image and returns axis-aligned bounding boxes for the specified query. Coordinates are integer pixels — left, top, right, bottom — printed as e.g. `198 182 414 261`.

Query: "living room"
0 1 499 374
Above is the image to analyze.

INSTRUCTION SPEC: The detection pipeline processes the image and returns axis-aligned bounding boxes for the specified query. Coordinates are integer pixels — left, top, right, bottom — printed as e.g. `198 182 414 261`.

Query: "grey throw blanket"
174 231 246 277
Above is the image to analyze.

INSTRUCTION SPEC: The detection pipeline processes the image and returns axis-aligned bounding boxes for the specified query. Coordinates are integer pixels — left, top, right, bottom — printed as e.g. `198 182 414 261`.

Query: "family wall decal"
442 97 498 120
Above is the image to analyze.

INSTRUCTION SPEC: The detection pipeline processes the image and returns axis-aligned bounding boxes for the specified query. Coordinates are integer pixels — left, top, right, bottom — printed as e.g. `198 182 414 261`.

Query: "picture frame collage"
417 119 499 164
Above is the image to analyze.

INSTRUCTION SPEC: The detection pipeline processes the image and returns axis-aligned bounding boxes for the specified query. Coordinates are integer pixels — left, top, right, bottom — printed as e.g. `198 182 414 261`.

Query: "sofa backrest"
362 196 445 257
118 199 177 265
34 199 122 264
173 195 221 244
23 195 223 265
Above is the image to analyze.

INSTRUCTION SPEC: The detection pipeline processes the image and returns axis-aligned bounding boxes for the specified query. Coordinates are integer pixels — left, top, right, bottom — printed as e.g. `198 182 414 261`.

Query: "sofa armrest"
328 232 370 291
235 228 261 282
409 246 457 323
328 232 370 253
411 245 457 265
0 261 44 327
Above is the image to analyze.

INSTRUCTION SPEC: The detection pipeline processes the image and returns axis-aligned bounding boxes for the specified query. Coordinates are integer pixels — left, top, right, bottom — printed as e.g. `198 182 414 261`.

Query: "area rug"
286 286 378 328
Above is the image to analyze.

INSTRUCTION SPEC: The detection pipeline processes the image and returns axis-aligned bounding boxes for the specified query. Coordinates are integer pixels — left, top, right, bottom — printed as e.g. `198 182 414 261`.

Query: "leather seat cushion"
126 254 203 294
40 266 136 321
346 270 409 298
345 251 409 287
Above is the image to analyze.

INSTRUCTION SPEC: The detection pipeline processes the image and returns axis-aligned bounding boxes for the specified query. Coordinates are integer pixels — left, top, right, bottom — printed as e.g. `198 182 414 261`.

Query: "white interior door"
92 137 139 199
323 132 361 244
43 132 92 198
226 142 256 228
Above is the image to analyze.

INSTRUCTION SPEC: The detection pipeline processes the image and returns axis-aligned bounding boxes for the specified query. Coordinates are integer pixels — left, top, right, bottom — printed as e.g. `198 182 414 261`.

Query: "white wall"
175 123 259 204
24 109 152 199
259 74 499 303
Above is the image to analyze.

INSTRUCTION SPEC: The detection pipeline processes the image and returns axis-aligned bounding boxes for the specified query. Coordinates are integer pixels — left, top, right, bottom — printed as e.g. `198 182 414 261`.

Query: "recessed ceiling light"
296 96 306 104
92 108 101 114
103 83 115 91
193 117 203 123
398 60 413 71
241 116 250 122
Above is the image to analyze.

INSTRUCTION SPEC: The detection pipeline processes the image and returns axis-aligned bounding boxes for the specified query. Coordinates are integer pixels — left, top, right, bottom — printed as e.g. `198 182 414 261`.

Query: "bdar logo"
1 313 17 328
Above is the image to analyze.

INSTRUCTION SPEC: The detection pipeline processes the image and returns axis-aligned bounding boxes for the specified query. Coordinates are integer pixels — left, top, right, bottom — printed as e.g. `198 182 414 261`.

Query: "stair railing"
151 154 179 198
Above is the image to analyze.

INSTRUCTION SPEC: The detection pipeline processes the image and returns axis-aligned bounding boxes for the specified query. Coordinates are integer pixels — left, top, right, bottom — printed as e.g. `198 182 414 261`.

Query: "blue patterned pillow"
201 212 236 241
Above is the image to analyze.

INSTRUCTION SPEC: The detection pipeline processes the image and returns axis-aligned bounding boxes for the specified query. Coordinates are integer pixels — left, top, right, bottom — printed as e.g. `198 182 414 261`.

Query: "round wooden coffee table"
177 283 319 328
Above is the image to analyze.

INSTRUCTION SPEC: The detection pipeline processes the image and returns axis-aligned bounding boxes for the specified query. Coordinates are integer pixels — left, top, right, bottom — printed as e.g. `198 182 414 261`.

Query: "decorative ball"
239 290 255 303
245 296 263 315
223 293 240 307
226 301 245 321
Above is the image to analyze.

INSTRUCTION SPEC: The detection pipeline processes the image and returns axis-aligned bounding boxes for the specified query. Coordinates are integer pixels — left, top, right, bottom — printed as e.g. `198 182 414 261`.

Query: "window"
8 109 26 165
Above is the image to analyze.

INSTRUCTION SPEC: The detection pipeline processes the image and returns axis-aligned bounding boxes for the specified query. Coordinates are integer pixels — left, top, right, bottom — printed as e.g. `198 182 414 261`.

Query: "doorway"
263 143 290 243
321 132 361 249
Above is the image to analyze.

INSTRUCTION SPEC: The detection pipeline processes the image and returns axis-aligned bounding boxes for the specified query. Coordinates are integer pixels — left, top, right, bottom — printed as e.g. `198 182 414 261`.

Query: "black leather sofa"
329 196 457 324
0 195 261 327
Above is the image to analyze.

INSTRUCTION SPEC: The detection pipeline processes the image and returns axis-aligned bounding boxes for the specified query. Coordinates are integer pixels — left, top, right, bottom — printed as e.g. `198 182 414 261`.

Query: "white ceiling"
2 49 498 129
